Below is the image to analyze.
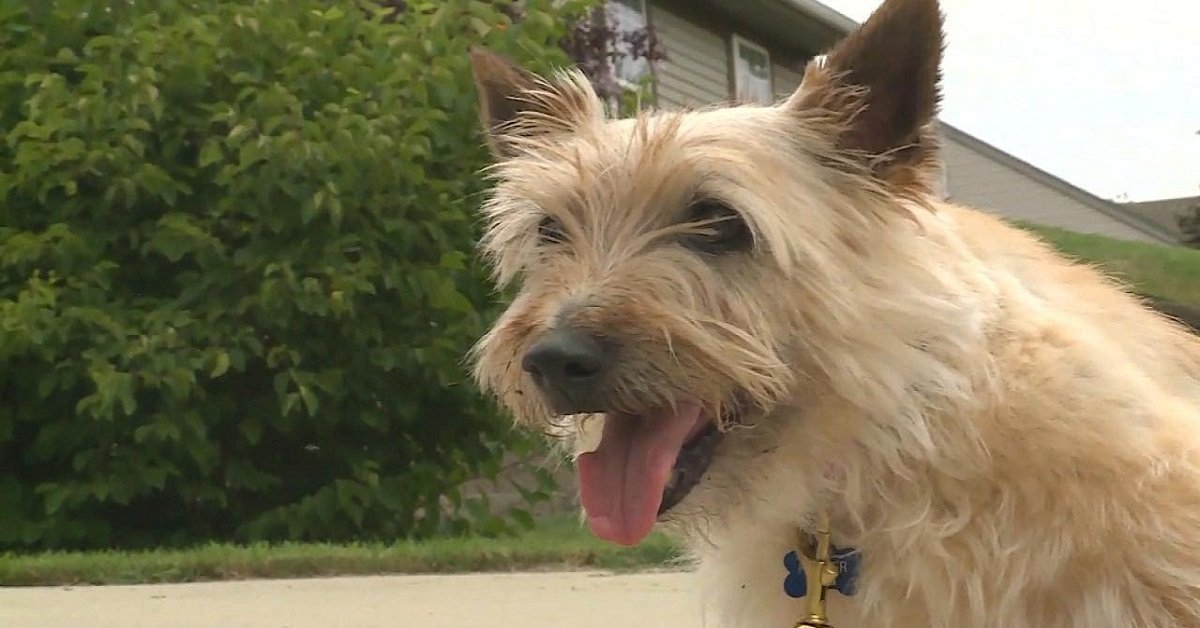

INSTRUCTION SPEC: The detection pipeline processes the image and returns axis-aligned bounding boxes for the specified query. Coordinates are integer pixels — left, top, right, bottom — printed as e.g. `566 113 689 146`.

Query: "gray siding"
941 138 1160 243
649 6 729 107
772 62 805 101
651 4 809 108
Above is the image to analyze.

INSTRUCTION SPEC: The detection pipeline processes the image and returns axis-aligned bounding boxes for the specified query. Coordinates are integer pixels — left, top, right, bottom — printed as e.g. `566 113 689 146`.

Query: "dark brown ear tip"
469 48 539 85
870 0 945 33
469 47 501 69
469 48 515 72
469 46 503 60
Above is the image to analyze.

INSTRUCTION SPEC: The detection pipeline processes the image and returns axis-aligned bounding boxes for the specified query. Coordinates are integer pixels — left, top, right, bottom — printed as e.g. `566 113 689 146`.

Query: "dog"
467 0 1200 625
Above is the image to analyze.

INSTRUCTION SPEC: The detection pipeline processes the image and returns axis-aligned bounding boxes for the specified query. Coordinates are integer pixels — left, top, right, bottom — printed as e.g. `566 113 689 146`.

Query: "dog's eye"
682 200 752 254
538 215 566 245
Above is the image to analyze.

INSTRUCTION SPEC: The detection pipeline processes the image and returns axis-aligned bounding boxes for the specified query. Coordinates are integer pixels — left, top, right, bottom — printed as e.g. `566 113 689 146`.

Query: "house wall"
772 62 805 101
938 139 1161 242
648 5 729 107
1124 197 1193 244
644 2 1168 244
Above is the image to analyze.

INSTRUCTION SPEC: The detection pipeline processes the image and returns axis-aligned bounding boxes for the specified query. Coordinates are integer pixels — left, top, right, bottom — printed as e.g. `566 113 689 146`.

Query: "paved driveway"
0 570 702 628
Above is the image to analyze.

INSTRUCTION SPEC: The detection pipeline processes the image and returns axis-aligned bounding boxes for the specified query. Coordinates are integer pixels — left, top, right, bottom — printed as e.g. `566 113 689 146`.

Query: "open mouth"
658 422 722 516
575 402 728 547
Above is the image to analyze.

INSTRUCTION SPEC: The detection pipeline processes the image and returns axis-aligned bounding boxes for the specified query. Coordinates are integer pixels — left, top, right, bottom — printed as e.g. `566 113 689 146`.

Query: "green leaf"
438 251 466 270
468 16 492 37
281 392 300 416
297 385 318 416
228 123 252 141
54 48 79 63
210 350 230 378
42 486 68 516
198 142 223 167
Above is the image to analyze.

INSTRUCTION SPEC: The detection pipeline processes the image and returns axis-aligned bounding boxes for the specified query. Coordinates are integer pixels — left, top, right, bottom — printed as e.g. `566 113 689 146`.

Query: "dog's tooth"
572 414 605 457
665 468 681 491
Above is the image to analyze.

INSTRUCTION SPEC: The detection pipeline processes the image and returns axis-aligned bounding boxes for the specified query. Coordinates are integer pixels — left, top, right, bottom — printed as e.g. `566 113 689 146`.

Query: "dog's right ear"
469 48 601 159
784 0 944 194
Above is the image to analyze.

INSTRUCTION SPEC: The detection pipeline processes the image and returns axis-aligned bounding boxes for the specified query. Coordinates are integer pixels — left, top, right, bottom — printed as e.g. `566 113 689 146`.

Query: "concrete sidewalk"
0 570 702 628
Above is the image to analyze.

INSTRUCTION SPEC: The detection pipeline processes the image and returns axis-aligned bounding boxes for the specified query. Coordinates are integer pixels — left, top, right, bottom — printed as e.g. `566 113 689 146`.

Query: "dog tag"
783 550 807 598
830 547 861 596
782 546 861 598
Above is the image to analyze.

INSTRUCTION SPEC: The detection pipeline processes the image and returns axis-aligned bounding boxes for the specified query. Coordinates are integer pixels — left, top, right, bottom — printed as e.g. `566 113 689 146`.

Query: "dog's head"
470 0 948 545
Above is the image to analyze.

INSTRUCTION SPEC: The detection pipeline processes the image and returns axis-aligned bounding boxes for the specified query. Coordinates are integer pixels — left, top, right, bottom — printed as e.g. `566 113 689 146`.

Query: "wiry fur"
468 0 1200 625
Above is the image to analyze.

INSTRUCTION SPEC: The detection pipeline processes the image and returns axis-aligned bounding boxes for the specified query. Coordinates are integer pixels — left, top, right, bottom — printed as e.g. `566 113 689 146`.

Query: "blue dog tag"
782 546 861 598
783 550 807 598
830 547 861 595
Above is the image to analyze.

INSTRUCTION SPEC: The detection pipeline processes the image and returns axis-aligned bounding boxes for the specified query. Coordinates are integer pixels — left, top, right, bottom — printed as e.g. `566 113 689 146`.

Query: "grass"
1019 222 1200 305
0 517 682 587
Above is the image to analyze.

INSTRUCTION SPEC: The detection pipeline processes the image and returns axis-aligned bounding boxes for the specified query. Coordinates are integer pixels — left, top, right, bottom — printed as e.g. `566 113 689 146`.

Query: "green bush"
0 0 585 550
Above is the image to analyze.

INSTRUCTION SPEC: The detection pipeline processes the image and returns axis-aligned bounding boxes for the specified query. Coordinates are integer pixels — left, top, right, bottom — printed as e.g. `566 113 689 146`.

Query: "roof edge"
779 0 859 32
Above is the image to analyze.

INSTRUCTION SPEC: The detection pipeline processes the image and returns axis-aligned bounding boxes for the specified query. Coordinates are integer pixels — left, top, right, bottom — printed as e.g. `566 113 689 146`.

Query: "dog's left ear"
469 48 601 159
786 0 944 192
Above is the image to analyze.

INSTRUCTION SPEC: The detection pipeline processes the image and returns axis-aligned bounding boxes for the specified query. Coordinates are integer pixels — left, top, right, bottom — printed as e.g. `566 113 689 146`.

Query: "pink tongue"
576 403 705 546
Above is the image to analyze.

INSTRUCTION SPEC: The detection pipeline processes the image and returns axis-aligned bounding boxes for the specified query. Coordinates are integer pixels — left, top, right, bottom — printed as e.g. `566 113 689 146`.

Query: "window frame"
730 34 774 105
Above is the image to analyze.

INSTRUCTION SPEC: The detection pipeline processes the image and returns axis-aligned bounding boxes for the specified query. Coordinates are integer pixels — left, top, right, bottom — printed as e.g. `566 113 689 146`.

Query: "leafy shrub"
0 0 587 550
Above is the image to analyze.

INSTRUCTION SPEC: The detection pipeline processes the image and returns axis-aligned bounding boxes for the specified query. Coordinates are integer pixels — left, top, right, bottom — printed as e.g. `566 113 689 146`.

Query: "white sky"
822 0 1199 202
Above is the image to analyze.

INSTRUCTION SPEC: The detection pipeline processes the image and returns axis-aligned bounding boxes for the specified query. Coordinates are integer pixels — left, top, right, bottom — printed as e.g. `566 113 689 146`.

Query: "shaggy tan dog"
468 0 1200 625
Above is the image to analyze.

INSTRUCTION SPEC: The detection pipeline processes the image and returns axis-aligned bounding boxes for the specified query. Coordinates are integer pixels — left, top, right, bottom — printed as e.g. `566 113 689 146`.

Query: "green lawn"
0 517 682 586
1020 223 1200 305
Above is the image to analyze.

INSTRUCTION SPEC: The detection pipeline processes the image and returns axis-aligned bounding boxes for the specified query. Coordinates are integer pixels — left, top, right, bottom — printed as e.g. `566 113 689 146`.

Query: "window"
606 0 650 87
731 35 773 105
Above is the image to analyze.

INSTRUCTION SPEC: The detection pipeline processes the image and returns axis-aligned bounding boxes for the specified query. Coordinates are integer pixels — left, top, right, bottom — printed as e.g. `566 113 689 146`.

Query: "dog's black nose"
522 328 607 414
